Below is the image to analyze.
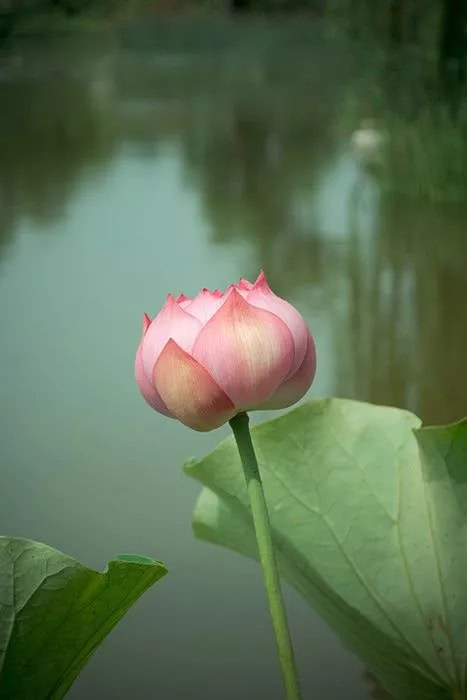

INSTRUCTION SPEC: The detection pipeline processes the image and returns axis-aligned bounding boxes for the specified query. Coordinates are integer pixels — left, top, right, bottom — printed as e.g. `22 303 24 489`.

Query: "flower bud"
135 272 316 431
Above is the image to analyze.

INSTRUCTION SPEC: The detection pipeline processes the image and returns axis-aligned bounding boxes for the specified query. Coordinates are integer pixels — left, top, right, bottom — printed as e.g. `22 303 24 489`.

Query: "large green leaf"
0 537 167 699
185 399 467 700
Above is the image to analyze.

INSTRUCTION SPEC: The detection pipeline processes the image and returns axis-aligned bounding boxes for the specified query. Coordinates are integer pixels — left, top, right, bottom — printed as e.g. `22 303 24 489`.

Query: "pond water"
0 17 466 700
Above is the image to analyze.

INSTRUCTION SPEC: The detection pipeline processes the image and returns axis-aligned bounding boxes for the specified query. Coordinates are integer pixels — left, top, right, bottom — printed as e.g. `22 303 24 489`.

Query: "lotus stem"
229 412 302 700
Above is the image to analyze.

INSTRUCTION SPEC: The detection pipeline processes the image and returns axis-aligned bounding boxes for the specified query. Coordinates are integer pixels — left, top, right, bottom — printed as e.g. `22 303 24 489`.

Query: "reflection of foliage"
0 54 117 258
0 0 135 41
50 0 92 15
328 0 467 204
326 0 441 52
216 150 466 425
384 106 467 202
182 99 330 246
337 47 467 204
177 43 345 282
333 198 467 425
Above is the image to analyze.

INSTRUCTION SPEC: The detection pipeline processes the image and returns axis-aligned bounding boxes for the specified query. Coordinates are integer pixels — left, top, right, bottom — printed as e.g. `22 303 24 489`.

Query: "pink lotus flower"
135 272 316 431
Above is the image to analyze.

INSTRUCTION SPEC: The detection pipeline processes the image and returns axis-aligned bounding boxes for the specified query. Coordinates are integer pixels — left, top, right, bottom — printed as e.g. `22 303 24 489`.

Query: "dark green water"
0 18 466 699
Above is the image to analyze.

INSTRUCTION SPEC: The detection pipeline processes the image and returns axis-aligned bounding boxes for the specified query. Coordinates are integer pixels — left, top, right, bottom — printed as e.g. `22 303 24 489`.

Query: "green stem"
229 412 302 700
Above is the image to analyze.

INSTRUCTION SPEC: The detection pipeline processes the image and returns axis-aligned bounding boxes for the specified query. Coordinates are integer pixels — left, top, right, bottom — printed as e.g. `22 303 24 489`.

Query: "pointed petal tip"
165 293 176 306
199 288 220 298
222 285 249 308
237 277 253 291
141 313 151 336
176 293 189 303
253 269 270 290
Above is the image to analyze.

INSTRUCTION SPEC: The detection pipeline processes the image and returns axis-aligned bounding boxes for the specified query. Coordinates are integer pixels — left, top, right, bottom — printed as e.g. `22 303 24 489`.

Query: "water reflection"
0 46 117 260
1 33 466 426
0 25 466 699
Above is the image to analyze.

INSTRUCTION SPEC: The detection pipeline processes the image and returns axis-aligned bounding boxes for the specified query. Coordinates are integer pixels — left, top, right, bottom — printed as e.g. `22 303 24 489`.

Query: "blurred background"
0 1 466 698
